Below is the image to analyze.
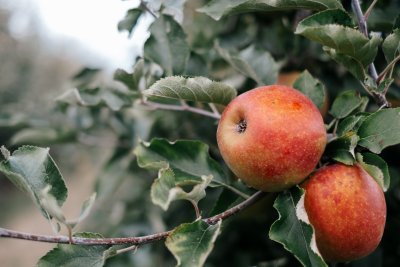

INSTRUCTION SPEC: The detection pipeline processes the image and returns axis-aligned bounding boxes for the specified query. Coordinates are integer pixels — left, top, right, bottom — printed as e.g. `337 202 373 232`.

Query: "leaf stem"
377 54 400 84
141 99 221 119
214 181 250 199
189 199 201 219
351 0 390 107
0 191 266 246
140 1 158 19
114 245 138 256
364 0 378 20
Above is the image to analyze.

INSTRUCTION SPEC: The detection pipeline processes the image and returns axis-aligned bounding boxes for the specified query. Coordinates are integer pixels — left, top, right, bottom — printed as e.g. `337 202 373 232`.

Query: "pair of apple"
216 85 386 262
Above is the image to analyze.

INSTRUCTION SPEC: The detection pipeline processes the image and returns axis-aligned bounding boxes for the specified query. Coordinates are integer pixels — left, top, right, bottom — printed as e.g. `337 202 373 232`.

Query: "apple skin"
216 85 326 192
302 164 386 262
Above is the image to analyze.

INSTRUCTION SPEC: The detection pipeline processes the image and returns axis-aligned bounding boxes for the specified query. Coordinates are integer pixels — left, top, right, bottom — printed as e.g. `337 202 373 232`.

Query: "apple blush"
302 164 386 262
217 85 327 192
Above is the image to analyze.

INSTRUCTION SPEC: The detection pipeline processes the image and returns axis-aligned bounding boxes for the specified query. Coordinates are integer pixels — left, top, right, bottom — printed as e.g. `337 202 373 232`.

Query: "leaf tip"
1 145 10 161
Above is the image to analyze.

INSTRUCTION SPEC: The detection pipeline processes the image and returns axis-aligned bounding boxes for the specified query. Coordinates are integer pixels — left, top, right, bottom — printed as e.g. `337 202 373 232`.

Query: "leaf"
269 187 327 267
325 134 359 165
382 29 400 63
329 90 364 119
56 87 133 111
336 114 367 137
144 15 190 76
358 108 400 153
151 168 212 210
144 76 237 105
37 233 114 267
0 146 67 219
134 138 232 209
165 220 221 267
296 9 381 67
117 8 143 36
72 68 101 88
216 44 279 86
356 153 390 192
197 0 343 21
324 47 366 80
134 138 226 184
292 70 326 109
10 128 76 146
68 193 97 228
113 59 144 91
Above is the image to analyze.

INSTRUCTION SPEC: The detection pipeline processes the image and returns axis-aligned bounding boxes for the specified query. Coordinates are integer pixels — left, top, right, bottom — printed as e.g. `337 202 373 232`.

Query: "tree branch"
0 191 266 246
351 0 390 107
141 100 221 119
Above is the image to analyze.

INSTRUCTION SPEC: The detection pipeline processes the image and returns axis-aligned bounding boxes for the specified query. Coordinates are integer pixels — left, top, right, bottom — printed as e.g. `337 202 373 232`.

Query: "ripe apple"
277 71 329 117
216 85 326 192
302 164 386 262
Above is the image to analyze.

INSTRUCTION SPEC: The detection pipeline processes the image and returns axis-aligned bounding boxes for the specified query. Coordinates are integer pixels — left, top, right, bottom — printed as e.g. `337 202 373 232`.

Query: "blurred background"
0 0 150 265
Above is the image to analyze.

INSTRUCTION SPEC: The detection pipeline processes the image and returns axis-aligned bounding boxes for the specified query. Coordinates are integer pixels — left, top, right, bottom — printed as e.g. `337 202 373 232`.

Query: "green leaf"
358 108 400 153
269 187 327 267
325 134 359 165
292 70 326 109
197 0 343 21
144 15 190 76
151 168 212 210
10 128 76 146
296 9 381 67
356 153 390 192
329 90 364 119
134 138 226 184
117 8 142 36
324 47 366 80
217 44 279 85
0 146 67 219
382 29 400 63
144 76 237 105
336 114 367 137
68 193 97 228
56 87 133 111
37 233 113 267
72 68 101 88
113 59 144 91
165 220 221 267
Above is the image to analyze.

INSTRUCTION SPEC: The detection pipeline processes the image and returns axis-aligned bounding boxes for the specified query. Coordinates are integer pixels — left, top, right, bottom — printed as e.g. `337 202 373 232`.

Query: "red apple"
302 164 386 262
216 85 326 192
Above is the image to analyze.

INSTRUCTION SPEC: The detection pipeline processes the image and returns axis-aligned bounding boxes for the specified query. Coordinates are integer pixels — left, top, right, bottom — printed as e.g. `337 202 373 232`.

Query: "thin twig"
351 0 378 80
142 100 221 119
208 103 221 117
351 0 390 107
377 54 400 84
189 199 201 219
0 191 266 246
115 245 138 256
140 1 157 19
364 0 379 20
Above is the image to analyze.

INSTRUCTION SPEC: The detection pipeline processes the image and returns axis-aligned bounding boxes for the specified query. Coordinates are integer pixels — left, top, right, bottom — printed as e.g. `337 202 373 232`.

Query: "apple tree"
1 0 400 266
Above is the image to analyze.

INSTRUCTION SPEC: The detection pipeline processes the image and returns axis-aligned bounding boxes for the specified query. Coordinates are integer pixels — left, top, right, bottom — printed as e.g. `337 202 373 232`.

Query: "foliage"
1 0 400 266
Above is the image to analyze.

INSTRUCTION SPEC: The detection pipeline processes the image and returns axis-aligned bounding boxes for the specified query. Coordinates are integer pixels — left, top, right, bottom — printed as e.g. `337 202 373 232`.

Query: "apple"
277 71 329 117
302 164 386 262
216 85 326 192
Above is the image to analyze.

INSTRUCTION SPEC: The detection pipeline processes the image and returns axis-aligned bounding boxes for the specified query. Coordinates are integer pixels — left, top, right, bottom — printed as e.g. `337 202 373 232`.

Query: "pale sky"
3 0 152 71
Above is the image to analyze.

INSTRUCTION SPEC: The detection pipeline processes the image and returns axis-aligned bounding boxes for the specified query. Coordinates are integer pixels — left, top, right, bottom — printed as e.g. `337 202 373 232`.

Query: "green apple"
217 85 326 192
302 164 386 262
